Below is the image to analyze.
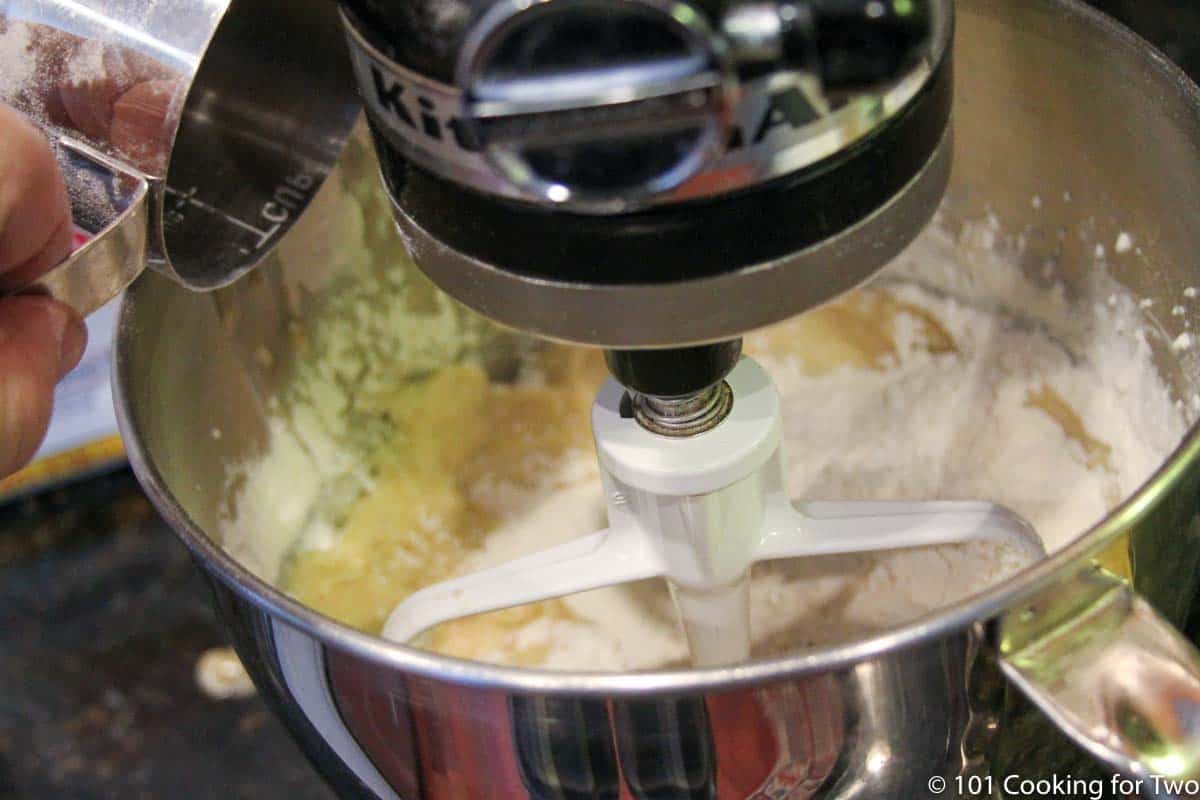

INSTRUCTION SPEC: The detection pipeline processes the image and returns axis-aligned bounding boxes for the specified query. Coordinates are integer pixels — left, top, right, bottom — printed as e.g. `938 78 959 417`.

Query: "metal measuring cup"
0 0 361 314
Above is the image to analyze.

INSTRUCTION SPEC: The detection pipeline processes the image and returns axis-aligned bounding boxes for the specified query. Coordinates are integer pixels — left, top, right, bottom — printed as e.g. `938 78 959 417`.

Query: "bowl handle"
1000 565 1200 784
14 137 149 316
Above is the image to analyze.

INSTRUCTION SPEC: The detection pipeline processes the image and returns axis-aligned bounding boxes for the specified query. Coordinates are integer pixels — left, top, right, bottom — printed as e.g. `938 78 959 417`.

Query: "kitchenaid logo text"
364 64 822 154
346 28 827 178
369 66 479 151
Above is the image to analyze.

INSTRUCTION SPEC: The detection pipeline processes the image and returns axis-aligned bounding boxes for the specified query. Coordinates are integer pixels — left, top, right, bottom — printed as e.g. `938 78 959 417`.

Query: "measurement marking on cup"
165 186 281 248
163 174 315 253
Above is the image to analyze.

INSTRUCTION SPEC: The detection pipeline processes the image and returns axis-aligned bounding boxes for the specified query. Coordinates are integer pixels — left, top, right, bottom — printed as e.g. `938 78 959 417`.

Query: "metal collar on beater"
631 382 734 437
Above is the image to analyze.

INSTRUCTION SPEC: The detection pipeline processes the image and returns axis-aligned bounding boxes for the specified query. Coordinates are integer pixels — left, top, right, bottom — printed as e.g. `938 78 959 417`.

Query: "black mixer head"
337 0 953 391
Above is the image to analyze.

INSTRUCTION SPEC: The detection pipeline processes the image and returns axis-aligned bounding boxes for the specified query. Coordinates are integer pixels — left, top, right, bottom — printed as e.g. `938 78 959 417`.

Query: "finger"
0 211 73 289
0 104 72 285
0 295 87 476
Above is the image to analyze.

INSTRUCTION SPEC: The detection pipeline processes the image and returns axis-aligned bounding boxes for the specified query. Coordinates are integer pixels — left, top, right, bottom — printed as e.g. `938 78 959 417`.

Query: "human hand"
0 103 87 477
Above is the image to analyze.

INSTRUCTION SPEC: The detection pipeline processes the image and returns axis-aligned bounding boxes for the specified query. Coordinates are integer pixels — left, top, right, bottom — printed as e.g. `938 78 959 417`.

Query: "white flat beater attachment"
382 358 1044 666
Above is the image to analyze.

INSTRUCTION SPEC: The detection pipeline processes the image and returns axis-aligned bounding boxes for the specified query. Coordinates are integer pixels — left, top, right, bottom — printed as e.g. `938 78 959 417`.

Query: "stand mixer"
331 0 1046 666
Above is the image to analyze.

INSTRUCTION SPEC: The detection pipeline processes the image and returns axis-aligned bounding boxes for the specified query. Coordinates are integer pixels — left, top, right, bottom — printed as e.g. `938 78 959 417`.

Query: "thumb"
0 295 87 477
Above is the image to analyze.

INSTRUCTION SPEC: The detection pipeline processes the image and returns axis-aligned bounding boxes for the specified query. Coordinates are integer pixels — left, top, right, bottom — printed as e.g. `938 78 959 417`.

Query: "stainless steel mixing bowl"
114 1 1200 797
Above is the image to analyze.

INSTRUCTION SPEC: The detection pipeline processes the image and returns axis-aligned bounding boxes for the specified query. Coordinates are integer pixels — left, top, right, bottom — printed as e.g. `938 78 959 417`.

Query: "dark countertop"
2 4 1200 799
0 471 333 799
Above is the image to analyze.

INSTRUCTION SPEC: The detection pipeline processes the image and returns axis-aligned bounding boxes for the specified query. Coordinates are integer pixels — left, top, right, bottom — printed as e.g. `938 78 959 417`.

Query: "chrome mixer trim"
467 63 721 119
387 124 954 347
340 4 948 213
452 0 735 210
456 0 732 117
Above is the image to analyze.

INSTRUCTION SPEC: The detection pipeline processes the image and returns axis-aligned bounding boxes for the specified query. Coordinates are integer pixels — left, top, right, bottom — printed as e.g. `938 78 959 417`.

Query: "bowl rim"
114 0 1200 696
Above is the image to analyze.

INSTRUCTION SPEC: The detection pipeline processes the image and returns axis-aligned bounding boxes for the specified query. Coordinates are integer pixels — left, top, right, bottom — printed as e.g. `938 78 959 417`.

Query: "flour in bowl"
218 156 1186 671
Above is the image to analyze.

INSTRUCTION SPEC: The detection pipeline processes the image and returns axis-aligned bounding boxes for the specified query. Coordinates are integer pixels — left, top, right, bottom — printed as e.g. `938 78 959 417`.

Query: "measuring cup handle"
1000 567 1200 785
16 138 150 317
